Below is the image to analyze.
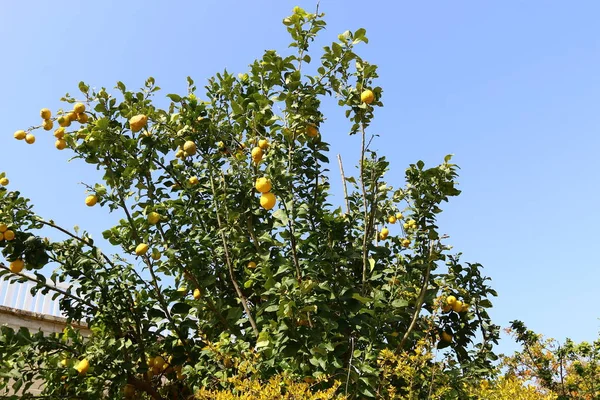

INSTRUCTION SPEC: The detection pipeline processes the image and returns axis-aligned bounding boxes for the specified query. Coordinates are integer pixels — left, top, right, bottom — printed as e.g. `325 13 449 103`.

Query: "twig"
345 336 355 395
208 174 259 337
337 154 350 214
398 241 435 350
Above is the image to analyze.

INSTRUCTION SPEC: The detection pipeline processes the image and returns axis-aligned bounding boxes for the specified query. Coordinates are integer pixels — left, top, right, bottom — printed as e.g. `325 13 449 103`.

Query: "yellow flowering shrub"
195 375 345 400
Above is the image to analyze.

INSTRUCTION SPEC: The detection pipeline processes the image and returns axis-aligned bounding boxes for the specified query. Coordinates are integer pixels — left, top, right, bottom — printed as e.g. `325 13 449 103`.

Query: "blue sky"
1 1 599 356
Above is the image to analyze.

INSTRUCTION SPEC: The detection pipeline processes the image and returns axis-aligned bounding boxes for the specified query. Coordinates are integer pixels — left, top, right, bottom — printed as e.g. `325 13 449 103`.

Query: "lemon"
42 119 54 131
401 238 411 248
25 134 36 144
0 178 8 186
306 124 319 137
74 359 89 375
251 146 263 162
452 300 463 313
67 112 78 122
388 215 397 224
0 224 7 233
379 227 389 240
13 130 26 140
446 295 456 305
440 332 453 343
73 103 86 114
57 116 71 128
175 149 185 159
54 127 65 139
40 108 52 119
77 113 89 124
193 288 202 300
153 356 165 370
4 230 15 241
183 140 197 155
260 192 276 210
258 139 269 149
85 195 98 207
129 114 148 132
135 243 149 256
360 89 375 104
217 141 225 149
247 261 257 269
55 139 67 150
9 259 24 273
188 176 199 185
255 177 272 193
147 212 161 225
396 212 403 220
151 249 161 260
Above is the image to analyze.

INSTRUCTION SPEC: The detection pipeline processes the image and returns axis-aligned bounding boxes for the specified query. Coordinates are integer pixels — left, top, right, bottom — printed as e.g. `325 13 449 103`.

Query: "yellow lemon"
379 227 389 240
42 119 54 131
0 178 8 186
55 139 67 150
135 243 149 256
77 113 89 124
193 288 201 300
9 259 24 273
85 195 98 207
183 140 197 155
129 114 148 132
57 116 71 127
73 103 86 114
396 212 403 220
40 108 52 119
4 230 15 241
260 192 276 210
388 215 397 224
251 146 263 162
401 238 411 248
147 212 161 225
13 130 26 140
25 134 36 144
452 300 463 313
74 359 89 375
188 176 199 185
360 89 375 104
247 261 257 269
258 139 269 149
446 295 457 305
255 177 272 193
54 127 65 139
0 224 7 233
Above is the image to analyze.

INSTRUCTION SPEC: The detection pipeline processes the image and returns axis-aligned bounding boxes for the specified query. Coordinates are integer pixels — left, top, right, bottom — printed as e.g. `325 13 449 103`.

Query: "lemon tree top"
0 6 499 400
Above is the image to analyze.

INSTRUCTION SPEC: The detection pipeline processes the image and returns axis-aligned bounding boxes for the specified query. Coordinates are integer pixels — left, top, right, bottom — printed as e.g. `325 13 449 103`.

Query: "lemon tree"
0 7 499 399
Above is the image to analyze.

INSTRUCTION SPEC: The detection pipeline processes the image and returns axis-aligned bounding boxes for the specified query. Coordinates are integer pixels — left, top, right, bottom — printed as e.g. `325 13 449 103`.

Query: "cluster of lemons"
14 103 89 150
379 213 415 248
443 295 469 314
255 176 276 211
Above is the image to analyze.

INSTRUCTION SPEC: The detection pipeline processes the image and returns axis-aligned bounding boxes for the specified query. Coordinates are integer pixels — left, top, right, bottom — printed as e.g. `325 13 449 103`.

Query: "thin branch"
337 154 350 214
398 241 436 350
208 174 259 337
0 264 96 310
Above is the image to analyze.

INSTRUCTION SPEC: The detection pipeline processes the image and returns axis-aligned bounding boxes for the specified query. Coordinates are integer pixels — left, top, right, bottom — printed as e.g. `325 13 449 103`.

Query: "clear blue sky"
2 1 599 357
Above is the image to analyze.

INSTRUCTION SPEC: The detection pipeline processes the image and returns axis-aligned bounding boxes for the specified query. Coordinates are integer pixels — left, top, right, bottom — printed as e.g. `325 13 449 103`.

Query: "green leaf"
171 303 192 315
167 94 182 102
352 293 372 304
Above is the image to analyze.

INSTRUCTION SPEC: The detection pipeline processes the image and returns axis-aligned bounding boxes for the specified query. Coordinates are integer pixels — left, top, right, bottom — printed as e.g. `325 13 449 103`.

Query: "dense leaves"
0 7 500 399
